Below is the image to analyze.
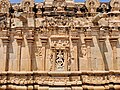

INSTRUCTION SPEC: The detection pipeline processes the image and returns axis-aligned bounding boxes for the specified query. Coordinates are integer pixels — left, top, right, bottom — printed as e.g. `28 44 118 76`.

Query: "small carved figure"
21 0 34 12
50 54 53 71
24 1 30 12
110 0 120 11
56 50 64 70
0 0 10 13
85 0 100 12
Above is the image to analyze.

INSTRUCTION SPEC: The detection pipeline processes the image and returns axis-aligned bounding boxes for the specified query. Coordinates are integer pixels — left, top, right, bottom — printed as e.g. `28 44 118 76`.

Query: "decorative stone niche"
21 0 34 12
0 0 10 13
85 0 100 13
110 0 120 11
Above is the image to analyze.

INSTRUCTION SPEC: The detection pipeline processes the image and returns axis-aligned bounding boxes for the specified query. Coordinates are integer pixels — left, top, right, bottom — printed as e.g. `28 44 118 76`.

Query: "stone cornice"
0 71 120 86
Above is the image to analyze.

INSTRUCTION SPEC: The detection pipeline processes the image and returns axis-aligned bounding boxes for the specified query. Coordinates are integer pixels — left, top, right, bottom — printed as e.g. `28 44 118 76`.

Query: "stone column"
52 49 56 71
110 38 118 70
16 38 22 71
75 42 78 71
27 38 34 71
21 36 34 71
35 45 42 71
85 38 92 71
45 44 49 71
41 39 47 71
1 38 9 71
99 38 106 70
80 44 87 71
64 49 68 71
71 40 78 71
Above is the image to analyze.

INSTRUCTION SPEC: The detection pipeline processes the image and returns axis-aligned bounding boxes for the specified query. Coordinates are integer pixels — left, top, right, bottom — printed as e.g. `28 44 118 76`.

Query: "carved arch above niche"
21 0 34 12
0 0 10 13
85 0 100 12
110 0 120 11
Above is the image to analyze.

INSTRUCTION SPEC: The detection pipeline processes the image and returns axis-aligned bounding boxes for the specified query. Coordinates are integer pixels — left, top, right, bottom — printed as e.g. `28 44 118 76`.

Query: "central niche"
55 50 64 71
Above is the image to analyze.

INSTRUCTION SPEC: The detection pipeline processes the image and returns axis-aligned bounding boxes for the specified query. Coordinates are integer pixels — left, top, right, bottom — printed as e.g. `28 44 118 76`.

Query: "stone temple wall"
0 0 120 89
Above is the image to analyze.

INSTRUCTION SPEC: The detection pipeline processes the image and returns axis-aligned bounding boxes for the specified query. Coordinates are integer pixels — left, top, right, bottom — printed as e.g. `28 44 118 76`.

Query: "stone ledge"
0 71 119 86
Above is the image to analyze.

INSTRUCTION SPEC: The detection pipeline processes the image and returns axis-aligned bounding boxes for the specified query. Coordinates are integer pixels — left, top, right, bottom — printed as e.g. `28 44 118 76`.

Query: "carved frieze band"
0 71 120 86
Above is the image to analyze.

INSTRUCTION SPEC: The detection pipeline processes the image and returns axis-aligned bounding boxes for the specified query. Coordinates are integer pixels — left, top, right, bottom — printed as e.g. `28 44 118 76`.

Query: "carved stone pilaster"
1 37 9 71
109 38 118 70
99 38 107 70
16 37 23 71
27 38 34 71
84 37 92 71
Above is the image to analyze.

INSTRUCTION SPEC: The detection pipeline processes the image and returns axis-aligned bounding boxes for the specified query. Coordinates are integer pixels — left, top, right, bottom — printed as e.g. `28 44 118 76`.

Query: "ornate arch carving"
21 0 34 12
0 0 10 13
85 0 100 12
110 0 120 11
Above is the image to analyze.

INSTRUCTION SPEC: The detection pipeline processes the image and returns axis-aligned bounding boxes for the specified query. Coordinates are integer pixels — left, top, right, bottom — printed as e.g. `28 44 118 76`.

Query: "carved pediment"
0 0 10 13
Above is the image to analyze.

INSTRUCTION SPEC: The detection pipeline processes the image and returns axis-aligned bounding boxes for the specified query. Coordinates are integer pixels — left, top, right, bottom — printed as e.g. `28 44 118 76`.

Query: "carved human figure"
89 1 95 12
82 44 87 57
53 0 65 11
21 0 34 12
50 54 53 71
113 2 119 11
110 0 120 11
0 1 10 13
56 50 64 70
85 0 100 13
24 1 30 12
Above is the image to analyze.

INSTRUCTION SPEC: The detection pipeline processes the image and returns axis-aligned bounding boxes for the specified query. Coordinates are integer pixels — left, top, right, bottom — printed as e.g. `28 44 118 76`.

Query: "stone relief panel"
51 39 69 49
0 74 7 84
35 46 42 57
55 50 64 71
53 0 66 11
21 0 34 12
85 0 100 12
0 0 10 13
110 0 120 11
36 3 43 13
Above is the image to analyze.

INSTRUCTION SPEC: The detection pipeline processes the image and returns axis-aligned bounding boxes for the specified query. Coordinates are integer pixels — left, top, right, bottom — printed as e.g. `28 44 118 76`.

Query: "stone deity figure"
24 1 30 12
110 0 120 11
0 1 9 13
113 2 119 11
85 0 100 13
56 50 64 70
21 0 34 12
89 1 95 12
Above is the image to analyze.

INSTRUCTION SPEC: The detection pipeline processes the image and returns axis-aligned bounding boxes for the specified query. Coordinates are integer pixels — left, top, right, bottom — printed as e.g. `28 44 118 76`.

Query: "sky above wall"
10 0 110 3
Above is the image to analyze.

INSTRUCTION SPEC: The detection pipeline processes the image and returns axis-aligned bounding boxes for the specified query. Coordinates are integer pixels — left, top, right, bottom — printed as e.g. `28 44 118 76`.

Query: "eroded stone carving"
53 0 66 11
21 0 34 12
110 0 120 11
85 0 100 12
0 0 119 89
55 50 64 70
35 46 42 56
0 0 10 13
51 39 69 48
